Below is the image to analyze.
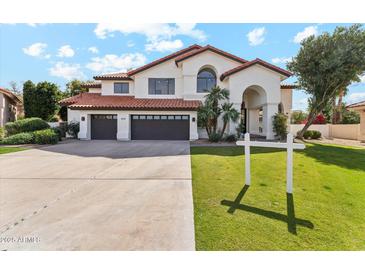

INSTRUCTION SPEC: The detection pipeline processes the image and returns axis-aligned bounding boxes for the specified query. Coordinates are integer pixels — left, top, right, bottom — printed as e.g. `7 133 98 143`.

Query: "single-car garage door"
131 114 189 140
91 114 117 140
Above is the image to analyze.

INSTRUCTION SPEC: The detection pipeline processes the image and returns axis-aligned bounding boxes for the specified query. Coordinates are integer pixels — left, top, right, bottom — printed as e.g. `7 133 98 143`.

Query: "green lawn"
191 143 365 250
0 146 28 154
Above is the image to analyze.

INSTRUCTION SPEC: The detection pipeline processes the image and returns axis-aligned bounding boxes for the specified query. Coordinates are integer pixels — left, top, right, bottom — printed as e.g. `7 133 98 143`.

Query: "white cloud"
86 53 147 73
94 23 206 41
145 39 183 52
247 27 266 46
49 62 85 80
360 74 365 83
57 45 75 58
293 26 318 43
346 92 365 104
27 23 37 27
22 42 50 58
88 46 99 54
272 57 292 64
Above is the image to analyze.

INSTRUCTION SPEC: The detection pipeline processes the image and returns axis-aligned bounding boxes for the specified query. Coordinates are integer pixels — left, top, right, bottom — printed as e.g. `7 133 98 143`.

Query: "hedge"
5 117 49 136
0 132 35 145
33 129 59 145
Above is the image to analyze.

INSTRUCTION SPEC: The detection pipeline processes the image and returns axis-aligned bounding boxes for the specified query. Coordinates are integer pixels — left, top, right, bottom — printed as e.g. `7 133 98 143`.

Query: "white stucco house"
60 44 294 140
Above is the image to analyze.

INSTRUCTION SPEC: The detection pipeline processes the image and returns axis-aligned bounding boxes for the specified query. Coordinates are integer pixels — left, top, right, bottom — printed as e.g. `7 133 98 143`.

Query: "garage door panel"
131 115 189 140
91 115 117 140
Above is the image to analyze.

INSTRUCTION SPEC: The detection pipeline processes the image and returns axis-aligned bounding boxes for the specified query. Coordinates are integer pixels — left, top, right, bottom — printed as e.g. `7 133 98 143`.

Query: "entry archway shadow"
221 185 314 235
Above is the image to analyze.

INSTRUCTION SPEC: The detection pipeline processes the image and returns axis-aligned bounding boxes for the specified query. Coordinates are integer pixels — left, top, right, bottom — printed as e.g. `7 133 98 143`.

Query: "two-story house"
60 44 294 140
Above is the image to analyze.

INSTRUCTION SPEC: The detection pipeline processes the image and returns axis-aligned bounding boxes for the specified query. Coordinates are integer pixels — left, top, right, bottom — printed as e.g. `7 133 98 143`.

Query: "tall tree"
65 79 89 97
23 81 60 120
287 24 365 138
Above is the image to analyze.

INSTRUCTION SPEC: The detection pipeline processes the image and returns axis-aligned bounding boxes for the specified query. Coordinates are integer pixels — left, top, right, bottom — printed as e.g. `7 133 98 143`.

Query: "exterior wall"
179 51 242 101
133 60 183 99
228 65 282 139
289 124 330 138
101 80 134 96
0 94 17 127
330 124 360 140
73 109 198 141
0 93 5 127
89 87 101 93
360 112 365 142
280 89 292 115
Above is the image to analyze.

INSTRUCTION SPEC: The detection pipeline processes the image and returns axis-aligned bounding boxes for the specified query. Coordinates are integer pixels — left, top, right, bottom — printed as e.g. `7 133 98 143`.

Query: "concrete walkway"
0 140 195 250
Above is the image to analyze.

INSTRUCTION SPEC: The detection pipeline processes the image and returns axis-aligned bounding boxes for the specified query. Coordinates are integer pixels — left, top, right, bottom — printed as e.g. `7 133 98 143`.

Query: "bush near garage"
4 117 49 136
66 121 80 139
224 134 237 142
33 129 59 145
0 132 35 145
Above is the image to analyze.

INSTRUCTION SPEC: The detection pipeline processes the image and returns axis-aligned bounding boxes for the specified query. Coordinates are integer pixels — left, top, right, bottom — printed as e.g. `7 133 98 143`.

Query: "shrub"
312 114 327 124
0 132 35 145
52 127 63 141
67 121 80 139
209 132 221 142
0 127 4 141
4 117 49 136
224 134 237 142
33 129 59 145
302 130 313 139
235 119 245 138
272 113 288 140
342 110 360 124
291 110 307 124
311 130 322 139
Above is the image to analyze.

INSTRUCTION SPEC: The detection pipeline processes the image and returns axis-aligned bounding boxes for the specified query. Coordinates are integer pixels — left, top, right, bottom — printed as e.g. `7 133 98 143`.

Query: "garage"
91 114 117 140
131 114 190 140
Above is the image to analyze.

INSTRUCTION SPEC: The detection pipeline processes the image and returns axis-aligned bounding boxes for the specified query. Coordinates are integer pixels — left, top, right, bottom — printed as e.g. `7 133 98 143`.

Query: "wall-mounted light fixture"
192 117 196 122
81 116 85 121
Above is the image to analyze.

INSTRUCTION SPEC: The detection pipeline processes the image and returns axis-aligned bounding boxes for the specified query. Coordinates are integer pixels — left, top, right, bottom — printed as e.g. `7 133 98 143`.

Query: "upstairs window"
197 68 216 93
148 78 175 95
114 82 129 94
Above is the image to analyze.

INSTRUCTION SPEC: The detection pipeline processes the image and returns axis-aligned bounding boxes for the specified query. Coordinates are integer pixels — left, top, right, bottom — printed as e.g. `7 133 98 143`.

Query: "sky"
0 23 364 111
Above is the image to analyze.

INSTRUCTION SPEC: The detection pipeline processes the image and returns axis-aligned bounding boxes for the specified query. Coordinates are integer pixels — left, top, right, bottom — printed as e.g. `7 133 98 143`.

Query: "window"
148 78 175 95
114 82 129 94
197 68 216 93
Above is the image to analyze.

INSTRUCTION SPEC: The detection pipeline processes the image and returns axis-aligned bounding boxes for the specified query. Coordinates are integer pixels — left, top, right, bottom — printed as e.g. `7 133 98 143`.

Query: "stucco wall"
289 124 330 138
330 124 360 140
89 87 101 93
101 80 134 96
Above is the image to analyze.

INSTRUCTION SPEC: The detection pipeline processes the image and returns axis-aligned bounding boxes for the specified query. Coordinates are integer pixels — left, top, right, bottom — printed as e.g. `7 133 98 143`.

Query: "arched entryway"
239 85 267 137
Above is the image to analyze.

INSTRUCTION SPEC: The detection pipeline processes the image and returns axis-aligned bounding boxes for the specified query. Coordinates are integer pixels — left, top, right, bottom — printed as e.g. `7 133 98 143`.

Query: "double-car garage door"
91 114 190 140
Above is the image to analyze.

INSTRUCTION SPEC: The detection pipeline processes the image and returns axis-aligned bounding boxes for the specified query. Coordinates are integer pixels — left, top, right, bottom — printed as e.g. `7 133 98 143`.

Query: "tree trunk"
297 109 318 139
337 90 344 123
220 121 227 139
331 95 337 124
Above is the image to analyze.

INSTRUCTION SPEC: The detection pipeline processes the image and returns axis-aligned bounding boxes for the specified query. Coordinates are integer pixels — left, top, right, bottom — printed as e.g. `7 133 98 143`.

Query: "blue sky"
0 23 364 110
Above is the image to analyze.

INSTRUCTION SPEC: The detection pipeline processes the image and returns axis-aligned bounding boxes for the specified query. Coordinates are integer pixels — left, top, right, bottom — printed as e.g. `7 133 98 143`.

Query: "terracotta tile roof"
220 58 293 80
280 83 297 89
347 100 365 109
175 45 248 65
127 44 202 76
0 87 22 105
59 93 202 111
80 82 102 88
93 72 132 80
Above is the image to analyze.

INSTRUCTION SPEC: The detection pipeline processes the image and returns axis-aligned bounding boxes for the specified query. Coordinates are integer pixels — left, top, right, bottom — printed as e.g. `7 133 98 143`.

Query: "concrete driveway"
0 140 194 250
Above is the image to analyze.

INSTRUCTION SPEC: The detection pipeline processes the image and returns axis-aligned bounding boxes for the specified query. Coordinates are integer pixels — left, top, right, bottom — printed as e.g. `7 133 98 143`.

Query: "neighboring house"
347 100 365 142
0 88 23 127
60 44 294 140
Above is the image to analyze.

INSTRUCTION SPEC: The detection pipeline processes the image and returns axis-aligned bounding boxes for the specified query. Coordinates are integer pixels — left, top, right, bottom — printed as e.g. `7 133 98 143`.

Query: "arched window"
197 68 217 93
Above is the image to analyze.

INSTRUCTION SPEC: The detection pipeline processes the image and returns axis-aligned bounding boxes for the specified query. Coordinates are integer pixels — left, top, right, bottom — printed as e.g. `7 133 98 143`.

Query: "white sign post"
236 133 305 194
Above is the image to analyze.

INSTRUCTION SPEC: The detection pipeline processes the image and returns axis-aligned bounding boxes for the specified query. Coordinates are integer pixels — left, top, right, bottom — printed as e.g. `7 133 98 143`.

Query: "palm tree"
219 102 239 139
204 86 229 134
